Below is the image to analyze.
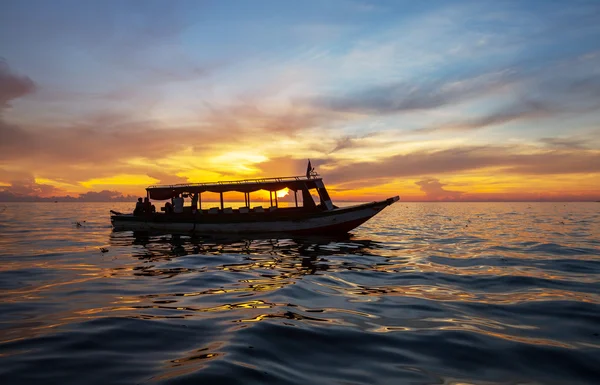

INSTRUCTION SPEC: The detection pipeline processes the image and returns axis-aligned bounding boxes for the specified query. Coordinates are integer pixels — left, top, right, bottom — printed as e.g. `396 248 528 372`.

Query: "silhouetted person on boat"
143 197 152 214
164 201 173 214
191 193 199 214
173 194 184 214
134 197 144 216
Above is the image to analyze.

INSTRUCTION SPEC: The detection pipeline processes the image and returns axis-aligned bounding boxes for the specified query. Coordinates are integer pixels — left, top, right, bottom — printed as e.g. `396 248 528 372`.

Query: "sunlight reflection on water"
0 202 599 384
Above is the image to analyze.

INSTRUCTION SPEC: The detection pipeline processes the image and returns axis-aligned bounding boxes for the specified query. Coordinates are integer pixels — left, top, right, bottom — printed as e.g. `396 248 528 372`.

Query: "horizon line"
1 200 598 203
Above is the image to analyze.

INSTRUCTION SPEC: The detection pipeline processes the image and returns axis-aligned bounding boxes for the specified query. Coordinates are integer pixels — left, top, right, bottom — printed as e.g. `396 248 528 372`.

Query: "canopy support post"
275 192 278 207
294 190 298 207
220 192 224 210
269 191 273 207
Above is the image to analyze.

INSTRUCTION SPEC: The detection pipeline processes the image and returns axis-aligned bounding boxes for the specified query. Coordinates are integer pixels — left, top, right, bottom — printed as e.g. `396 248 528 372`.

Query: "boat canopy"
147 176 324 200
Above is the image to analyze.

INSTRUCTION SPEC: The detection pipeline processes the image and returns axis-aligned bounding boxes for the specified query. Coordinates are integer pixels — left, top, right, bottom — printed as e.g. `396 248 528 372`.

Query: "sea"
0 202 599 385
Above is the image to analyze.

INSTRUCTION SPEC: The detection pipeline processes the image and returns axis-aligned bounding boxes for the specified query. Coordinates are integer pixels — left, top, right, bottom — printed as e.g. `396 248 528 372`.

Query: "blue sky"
0 0 599 200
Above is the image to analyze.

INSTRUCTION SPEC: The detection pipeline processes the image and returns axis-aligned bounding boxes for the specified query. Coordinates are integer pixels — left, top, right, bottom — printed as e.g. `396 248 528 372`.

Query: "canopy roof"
147 176 323 200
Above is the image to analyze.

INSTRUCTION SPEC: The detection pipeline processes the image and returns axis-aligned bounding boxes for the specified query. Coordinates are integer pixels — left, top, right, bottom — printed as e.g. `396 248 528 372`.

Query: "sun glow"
277 188 289 198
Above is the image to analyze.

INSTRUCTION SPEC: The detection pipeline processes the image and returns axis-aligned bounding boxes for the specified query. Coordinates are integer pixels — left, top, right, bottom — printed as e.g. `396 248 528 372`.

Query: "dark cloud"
539 137 587 150
416 178 463 201
323 146 600 185
414 100 554 134
307 52 600 137
76 190 137 202
328 132 380 153
0 60 37 163
330 136 354 153
0 188 137 202
0 59 36 109
252 145 600 191
0 169 138 201
306 70 515 115
1 176 62 197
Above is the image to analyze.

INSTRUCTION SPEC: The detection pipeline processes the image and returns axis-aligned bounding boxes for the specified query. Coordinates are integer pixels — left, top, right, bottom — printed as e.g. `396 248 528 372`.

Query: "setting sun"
276 188 289 198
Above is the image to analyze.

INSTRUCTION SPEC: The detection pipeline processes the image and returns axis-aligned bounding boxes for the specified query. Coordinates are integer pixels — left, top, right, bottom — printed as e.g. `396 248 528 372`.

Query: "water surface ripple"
0 202 599 384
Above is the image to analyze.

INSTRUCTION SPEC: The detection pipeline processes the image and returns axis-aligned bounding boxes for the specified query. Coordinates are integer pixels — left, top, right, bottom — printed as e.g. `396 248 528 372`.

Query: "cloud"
0 95 343 187
146 172 188 186
306 70 515 115
76 190 137 202
539 137 587 150
0 170 138 201
323 146 600 185
255 157 316 177
0 59 36 109
0 176 62 198
0 188 138 202
414 100 554 134
416 178 464 200
0 60 37 162
328 132 381 153
308 49 600 136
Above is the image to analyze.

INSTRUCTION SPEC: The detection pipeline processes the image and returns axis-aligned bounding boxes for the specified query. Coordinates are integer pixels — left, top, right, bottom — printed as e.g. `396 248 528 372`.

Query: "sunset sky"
1 0 599 201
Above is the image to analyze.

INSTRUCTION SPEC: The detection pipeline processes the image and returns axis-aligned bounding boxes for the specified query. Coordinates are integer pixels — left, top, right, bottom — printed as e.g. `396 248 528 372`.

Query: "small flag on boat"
306 159 312 179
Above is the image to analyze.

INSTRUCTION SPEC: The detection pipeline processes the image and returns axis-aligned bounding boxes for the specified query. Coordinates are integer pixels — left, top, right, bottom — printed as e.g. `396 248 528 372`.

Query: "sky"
0 0 599 202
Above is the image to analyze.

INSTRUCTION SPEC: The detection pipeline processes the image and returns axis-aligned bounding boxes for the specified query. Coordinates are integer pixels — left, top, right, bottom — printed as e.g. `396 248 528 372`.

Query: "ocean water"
0 202 599 385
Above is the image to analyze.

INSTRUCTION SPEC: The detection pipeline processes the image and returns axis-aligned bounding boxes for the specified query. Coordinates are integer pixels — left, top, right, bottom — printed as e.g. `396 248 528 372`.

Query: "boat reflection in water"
107 228 385 329
110 229 380 274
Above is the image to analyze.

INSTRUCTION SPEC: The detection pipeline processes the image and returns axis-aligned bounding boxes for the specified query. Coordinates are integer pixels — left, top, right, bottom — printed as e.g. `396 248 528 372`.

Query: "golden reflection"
0 275 104 301
368 320 575 349
372 260 598 284
236 310 342 325
151 342 225 381
72 299 279 318
310 280 600 305
4 224 598 357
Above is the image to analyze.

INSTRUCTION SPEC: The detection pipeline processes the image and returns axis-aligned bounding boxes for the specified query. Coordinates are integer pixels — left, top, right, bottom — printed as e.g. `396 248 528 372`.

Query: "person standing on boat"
191 193 199 214
173 194 184 214
133 197 144 216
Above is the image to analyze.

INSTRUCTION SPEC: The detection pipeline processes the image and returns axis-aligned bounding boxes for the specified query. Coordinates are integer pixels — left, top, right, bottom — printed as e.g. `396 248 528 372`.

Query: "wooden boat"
110 165 399 235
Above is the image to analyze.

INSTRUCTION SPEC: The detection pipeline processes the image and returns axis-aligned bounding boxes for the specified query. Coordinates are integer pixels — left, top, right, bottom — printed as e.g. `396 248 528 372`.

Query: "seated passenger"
143 197 152 214
164 201 173 213
133 197 144 216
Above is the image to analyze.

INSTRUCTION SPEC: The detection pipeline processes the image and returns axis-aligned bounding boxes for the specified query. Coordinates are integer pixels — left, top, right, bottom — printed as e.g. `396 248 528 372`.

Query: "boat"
110 162 399 235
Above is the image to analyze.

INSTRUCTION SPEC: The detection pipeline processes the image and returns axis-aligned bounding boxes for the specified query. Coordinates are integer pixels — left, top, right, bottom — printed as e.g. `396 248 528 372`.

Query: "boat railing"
147 175 317 190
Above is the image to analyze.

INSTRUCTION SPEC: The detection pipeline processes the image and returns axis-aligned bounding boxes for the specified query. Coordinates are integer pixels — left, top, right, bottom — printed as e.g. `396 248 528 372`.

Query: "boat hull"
111 197 398 235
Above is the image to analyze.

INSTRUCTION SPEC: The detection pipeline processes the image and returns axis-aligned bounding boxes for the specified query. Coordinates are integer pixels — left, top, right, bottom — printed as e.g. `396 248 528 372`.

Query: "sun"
276 188 289 198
